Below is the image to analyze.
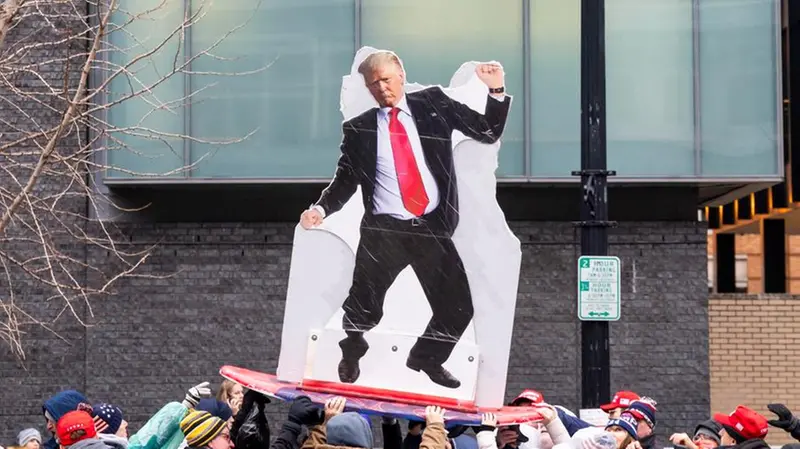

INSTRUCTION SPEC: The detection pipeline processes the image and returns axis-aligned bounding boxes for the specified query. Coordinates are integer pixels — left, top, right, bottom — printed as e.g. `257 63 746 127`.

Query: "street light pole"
573 0 615 409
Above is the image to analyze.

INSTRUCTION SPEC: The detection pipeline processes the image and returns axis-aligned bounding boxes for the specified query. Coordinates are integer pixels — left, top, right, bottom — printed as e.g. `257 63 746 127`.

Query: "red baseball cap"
600 391 640 412
713 406 769 440
57 411 97 447
512 389 544 405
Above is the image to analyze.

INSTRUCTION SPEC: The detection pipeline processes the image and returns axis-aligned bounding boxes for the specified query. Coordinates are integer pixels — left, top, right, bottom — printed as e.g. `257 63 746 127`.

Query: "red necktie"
388 108 429 216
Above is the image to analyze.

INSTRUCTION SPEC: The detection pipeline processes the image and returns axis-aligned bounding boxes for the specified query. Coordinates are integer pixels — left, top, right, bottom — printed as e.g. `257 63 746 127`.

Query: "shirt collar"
378 95 411 119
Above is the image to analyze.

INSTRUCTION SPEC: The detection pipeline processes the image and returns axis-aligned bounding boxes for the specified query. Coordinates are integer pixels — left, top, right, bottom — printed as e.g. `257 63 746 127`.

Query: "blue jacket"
556 407 592 436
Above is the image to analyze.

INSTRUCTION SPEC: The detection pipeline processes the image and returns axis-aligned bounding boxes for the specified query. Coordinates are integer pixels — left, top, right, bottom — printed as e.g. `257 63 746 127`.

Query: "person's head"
358 51 406 108
56 411 97 449
181 410 234 449
600 391 640 420
217 380 243 405
43 390 89 436
511 390 545 407
326 412 374 449
713 405 769 445
625 401 657 439
91 403 126 439
17 429 42 449
196 399 234 426
693 419 722 448
605 414 638 449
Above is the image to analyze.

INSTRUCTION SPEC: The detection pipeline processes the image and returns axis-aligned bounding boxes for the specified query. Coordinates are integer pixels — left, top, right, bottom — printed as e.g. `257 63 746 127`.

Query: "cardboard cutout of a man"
299 51 511 389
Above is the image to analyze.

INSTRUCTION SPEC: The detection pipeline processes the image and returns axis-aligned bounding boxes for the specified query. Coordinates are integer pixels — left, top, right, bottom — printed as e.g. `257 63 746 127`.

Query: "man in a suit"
299 51 511 389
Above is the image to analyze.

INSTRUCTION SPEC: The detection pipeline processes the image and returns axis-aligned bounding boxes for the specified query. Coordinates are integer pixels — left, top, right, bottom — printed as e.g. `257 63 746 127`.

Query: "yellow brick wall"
709 295 800 446
707 234 800 294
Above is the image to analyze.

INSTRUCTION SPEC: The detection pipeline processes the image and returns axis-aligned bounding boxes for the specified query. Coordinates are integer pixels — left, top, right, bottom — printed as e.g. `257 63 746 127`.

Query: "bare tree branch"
0 0 264 358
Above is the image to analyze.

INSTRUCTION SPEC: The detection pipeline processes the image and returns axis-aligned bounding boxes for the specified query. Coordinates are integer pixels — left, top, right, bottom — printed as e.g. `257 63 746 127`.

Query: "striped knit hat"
180 410 227 448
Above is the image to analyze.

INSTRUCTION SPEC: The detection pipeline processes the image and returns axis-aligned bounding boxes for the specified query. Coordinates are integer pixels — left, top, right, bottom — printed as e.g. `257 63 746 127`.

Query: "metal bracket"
570 170 617 176
571 170 616 221
572 220 618 228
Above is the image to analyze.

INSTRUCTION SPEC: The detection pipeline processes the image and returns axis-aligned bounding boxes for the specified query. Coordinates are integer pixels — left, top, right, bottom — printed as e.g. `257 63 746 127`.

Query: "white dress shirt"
314 91 506 219
372 96 439 219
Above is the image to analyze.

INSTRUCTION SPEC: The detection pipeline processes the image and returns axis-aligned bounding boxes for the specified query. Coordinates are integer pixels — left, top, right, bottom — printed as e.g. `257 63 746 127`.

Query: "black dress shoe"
406 359 461 389
338 358 360 383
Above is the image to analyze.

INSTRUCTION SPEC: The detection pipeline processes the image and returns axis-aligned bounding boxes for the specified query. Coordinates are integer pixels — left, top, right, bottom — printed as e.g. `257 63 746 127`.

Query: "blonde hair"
358 51 404 78
217 379 238 402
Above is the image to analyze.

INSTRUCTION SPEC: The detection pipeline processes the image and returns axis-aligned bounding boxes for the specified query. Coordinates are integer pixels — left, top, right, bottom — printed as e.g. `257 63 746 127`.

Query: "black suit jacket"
315 86 511 236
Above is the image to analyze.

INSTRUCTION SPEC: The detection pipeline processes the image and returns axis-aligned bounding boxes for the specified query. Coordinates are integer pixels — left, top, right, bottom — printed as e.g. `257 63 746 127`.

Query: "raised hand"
182 381 211 408
288 396 325 426
425 406 446 425
325 397 346 420
481 413 498 428
475 63 504 89
536 404 557 424
300 208 323 229
669 432 697 449
768 404 796 428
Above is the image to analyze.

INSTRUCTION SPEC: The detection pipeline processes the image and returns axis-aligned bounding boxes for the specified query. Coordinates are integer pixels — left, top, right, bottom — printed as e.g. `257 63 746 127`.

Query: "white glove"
182 381 211 408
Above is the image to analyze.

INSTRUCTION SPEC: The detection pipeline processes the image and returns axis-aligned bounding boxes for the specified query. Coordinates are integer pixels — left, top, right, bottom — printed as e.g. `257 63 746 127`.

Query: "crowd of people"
3 381 800 449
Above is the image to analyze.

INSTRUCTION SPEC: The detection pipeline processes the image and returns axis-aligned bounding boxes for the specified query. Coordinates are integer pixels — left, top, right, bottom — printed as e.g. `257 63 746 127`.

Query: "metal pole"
572 0 615 409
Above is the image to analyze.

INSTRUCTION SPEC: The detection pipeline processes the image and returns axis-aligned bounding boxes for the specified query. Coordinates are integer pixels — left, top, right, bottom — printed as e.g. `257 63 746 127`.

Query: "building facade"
0 0 788 446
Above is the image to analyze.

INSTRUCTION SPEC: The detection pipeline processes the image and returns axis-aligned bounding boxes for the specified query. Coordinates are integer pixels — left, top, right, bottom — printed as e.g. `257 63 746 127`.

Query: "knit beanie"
626 401 657 430
181 410 227 448
694 420 722 446
606 413 638 440
196 399 233 421
17 429 42 447
92 403 124 435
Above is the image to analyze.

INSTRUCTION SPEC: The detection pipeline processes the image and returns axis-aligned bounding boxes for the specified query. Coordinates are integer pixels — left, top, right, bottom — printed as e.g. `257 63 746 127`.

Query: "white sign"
577 256 621 321
579 408 609 427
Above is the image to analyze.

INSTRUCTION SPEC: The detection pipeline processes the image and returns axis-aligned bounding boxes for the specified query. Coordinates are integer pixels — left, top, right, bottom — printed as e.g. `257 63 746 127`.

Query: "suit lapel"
361 111 378 190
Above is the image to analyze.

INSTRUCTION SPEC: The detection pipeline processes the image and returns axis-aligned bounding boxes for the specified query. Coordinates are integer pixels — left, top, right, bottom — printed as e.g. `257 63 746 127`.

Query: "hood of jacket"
44 390 88 422
325 413 373 449
70 438 112 449
43 390 89 449
98 434 128 449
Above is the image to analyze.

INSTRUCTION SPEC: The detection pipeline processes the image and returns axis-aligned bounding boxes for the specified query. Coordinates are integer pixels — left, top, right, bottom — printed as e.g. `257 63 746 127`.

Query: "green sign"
577 256 621 321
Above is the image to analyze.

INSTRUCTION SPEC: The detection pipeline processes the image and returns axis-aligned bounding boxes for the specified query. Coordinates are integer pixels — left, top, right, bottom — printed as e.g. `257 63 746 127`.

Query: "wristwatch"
489 86 505 94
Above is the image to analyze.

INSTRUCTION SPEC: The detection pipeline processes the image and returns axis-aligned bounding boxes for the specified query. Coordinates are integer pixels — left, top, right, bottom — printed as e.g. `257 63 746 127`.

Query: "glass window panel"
699 0 779 176
105 0 185 178
361 0 525 177
188 0 355 178
606 0 695 176
530 0 580 177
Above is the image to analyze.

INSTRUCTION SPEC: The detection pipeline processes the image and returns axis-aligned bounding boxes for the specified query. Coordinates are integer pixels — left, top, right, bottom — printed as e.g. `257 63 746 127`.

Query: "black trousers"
339 216 474 366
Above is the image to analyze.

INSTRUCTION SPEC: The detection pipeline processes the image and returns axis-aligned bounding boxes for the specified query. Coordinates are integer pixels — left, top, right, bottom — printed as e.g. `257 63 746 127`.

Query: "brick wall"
0 221 711 447
709 294 800 446
708 233 800 293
